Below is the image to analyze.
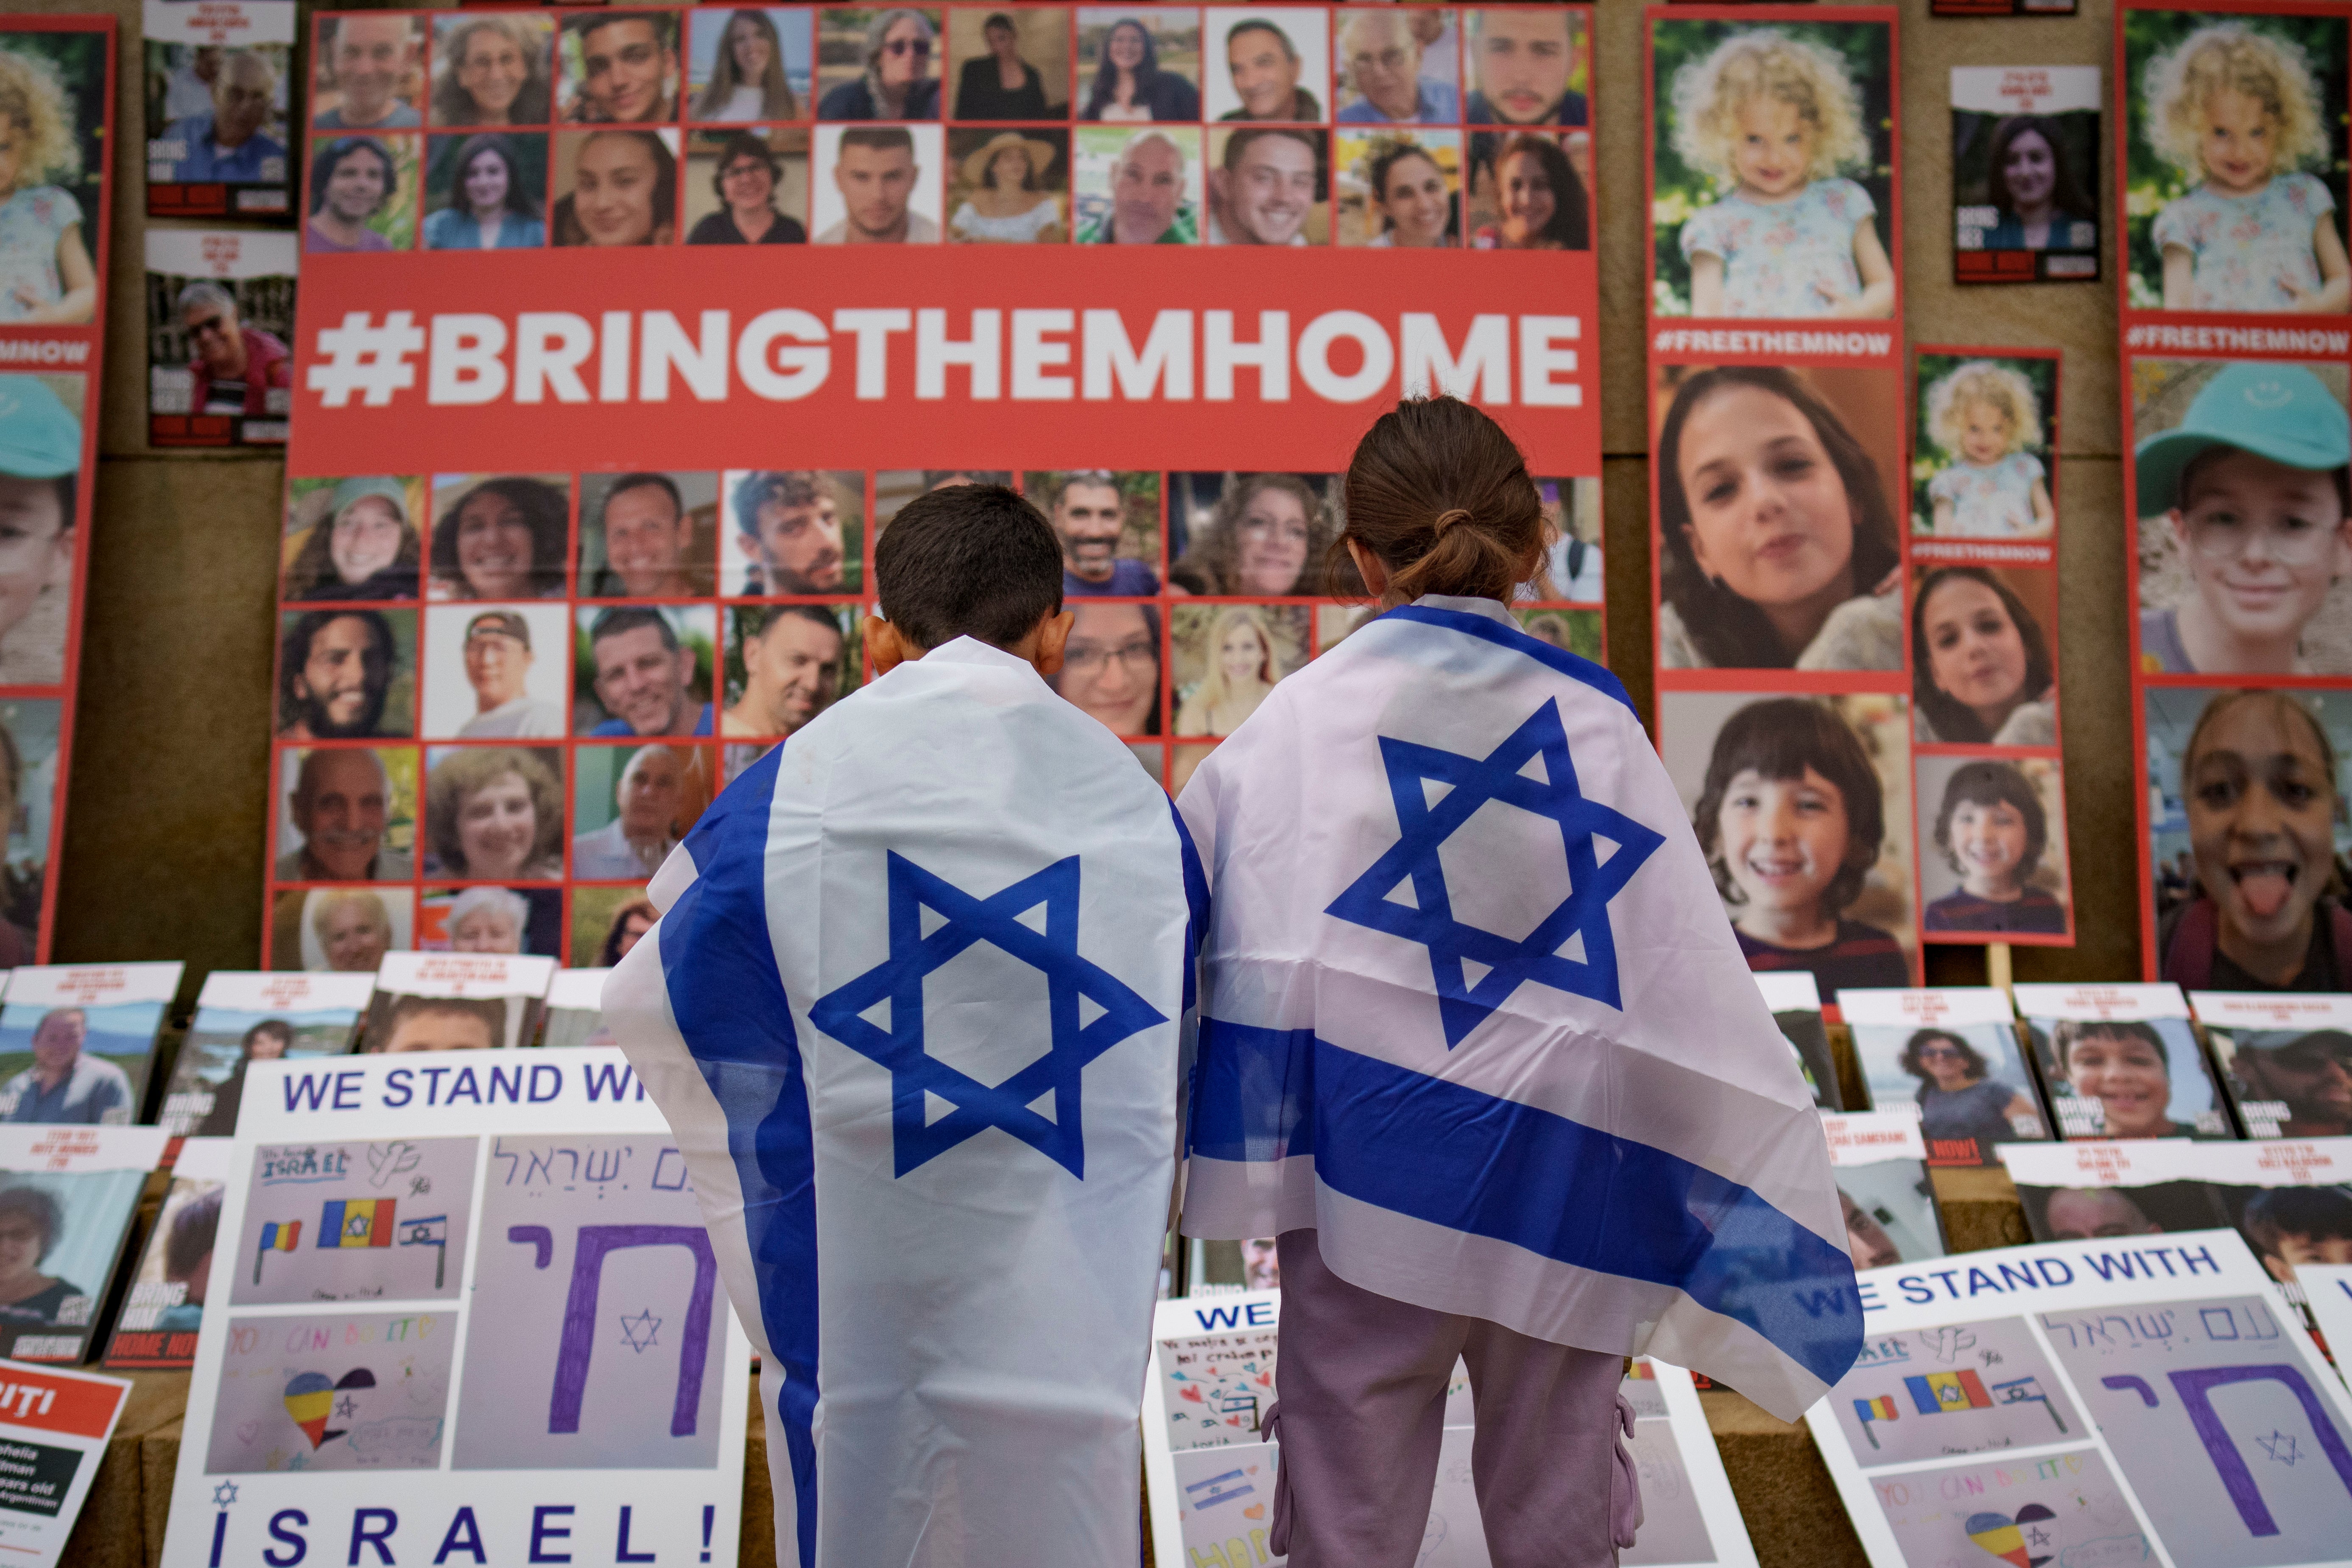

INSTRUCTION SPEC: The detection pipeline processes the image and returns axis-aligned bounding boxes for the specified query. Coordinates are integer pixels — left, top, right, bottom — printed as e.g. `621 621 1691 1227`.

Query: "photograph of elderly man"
165 276 292 431
314 13 422 130
275 747 413 883
161 49 286 183
572 744 696 879
1078 126 1199 243
1337 8 1458 125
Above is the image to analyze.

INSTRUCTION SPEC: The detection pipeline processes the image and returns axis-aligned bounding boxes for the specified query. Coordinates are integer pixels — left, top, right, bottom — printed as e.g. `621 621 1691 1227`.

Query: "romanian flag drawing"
1905 1369 1993 1414
1852 1393 1899 1449
253 1219 301 1283
320 1199 395 1248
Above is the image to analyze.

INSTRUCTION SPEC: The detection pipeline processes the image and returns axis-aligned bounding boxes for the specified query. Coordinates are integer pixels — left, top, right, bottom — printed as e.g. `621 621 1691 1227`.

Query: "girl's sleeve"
1678 202 1723 260
2022 453 2046 483
2150 193 2193 253
1830 177 1875 223
2293 170 2336 217
1927 466 1960 503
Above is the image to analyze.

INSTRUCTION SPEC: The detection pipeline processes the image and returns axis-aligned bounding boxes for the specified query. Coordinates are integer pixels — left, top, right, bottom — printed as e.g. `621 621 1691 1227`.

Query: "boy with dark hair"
605 482 1201 1568
1923 760 2066 935
2241 1185 2352 1285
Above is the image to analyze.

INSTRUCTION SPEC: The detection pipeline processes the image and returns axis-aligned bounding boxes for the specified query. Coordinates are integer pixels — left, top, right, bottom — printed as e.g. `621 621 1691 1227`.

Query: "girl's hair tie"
1433 508 1472 537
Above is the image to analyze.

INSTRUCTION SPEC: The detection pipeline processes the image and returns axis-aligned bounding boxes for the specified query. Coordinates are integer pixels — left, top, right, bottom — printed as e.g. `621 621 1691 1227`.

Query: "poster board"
2012 981 2234 1142
2302 1262 2352 1366
145 227 297 448
538 968 609 1050
158 1046 752 1567
1823 1110 1949 1269
0 1124 170 1364
1806 1229 2352 1568
142 0 295 219
2190 990 2352 1140
1839 987 2055 1166
1949 67 2100 283
0 1358 129 1567
103 1135 230 1369
267 3 1603 964
360 951 554 1054
157 972 372 1137
0 963 183 1126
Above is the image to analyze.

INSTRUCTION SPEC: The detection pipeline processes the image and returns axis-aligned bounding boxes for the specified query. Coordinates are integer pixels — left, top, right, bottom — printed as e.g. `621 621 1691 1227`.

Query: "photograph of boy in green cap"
2136 360 2352 675
0 374 80 687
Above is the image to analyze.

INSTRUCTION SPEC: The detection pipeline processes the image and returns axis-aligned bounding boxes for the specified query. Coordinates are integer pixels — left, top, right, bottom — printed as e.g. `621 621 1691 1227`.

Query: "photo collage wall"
2122 1 2352 995
265 4 1603 968
1646 4 2078 1012
0 20 114 966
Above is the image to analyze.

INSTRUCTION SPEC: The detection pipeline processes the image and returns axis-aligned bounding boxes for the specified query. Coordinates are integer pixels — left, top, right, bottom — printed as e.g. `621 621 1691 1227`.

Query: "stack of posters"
157 972 371 1136
159 1047 751 1565
1807 1230 2352 1566
102 1136 229 1370
1823 1111 1948 1271
1841 987 2054 1167
1139 1289 1757 1567
0 1124 170 1363
1759 971 1844 1110
360 951 554 1054
0 964 183 1127
2191 991 2352 1140
2013 981 2233 1141
538 968 610 1050
142 0 295 218
0 1360 130 1567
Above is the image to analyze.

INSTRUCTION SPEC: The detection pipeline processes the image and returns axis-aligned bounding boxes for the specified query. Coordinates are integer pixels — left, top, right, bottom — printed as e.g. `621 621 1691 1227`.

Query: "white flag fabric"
1176 596 1860 1421
603 637 1199 1568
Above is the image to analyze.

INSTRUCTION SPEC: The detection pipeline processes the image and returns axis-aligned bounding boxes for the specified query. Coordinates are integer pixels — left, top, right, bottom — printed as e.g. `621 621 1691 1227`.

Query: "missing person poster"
1840 987 2055 1168
157 1047 753 1568
157 972 372 1138
2121 2 2352 989
2012 981 2234 1142
0 1358 129 1566
0 964 182 1127
360 951 555 1054
1757 970 1843 1110
1807 1230 2352 1568
2191 989 2352 1139
0 19 114 966
103 1135 229 1369
1647 6 1918 998
265 3 1604 965
0 1124 170 1364
1823 1110 1949 1271
1951 67 2099 284
142 0 294 219
145 227 296 447
537 967 610 1050
1139 1289 1757 1568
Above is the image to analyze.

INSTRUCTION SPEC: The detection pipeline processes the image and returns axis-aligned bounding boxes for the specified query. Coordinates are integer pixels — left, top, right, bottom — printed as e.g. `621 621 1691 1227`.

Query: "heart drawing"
1965 1503 2056 1568
283 1367 377 1449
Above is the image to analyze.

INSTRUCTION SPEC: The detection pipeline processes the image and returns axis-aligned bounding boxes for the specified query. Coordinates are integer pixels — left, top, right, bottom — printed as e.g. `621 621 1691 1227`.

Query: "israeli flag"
603 637 1200 1568
1178 597 1860 1420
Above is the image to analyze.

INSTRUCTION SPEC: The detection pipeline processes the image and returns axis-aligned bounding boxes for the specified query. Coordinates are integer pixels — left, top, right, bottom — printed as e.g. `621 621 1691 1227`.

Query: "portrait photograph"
1201 8 1329 126
421 745 567 885
427 472 572 602
2123 10 2348 313
1166 471 1340 596
721 469 865 595
1072 123 1203 243
688 7 813 123
281 475 425 605
685 126 810 244
0 700 56 964
1526 473 1602 604
1335 128 1459 248
1651 362 1905 673
2022 1011 2231 1141
572 603 718 738
145 230 298 447
1050 599 1162 739
552 127 681 246
304 131 419 254
360 962 550 1051
1914 754 2072 942
1465 128 1586 251
1514 607 1599 663
1335 6 1459 128
1464 7 1584 129
557 10 683 125
145 5 293 218
275 607 416 742
430 11 556 129
417 885 562 958
271 888 414 974
571 741 716 882
1951 65 2098 284
810 121 943 242
948 128 1067 244
1207 126 1327 246
722 604 861 741
1909 562 2059 748
157 982 369 1138
2205 1022 2352 1138
1845 1017 2051 1166
2132 358 2352 677
273 745 419 886
1829 1155 1946 1269
104 1144 226 1361
1026 470 1161 595
0 372 81 687
1911 352 2058 539
815 6 943 121
1169 602 1310 740
0 1162 143 1356
1077 8 1202 124
0 25 106 321
422 130 548 250
311 12 422 130
870 467 1012 536
573 885 656 968
1648 16 1895 319
945 6 1070 122
580 471 720 599
0 997 170 1126
1659 689 1918 999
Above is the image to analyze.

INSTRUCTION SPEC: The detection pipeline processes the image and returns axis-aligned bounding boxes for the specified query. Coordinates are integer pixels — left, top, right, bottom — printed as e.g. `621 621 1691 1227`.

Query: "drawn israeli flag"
603 637 1200 1568
1177 596 1860 1421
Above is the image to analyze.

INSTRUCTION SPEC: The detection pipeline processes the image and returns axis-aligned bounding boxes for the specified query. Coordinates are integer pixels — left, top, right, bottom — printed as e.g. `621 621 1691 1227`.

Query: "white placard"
0 1358 131 1566
1139 1291 1757 1568
2302 1265 2352 1379
2000 1136 2352 1189
1838 988 2018 1028
1807 1230 2352 1568
1823 1112 1928 1166
159 1048 751 1568
1949 65 2101 117
544 970 606 1013
142 0 295 48
365 953 556 1053
2011 982 2190 1021
145 229 299 281
160 973 373 1136
1754 972 1821 1013
2190 993 2352 1031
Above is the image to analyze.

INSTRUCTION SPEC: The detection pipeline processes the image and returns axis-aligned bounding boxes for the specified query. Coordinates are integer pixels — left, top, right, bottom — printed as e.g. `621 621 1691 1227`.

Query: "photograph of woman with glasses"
818 8 939 121
689 131 807 243
1889 1026 2050 1166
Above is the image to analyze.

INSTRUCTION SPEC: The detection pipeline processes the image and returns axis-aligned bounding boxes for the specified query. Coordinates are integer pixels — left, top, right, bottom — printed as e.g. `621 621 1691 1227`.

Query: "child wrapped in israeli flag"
603 484 1199 1568
1178 398 1861 1567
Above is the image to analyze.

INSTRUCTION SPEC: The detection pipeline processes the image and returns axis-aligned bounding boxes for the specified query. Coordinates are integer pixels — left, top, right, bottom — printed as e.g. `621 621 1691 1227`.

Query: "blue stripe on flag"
1379 605 1633 713
1168 800 1208 1015
660 741 820 1568
1192 1020 1859 1385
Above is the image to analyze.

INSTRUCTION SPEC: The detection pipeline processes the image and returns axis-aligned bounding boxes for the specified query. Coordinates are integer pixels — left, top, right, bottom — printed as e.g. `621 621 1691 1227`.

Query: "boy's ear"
866 616 919 674
1024 608 1076 678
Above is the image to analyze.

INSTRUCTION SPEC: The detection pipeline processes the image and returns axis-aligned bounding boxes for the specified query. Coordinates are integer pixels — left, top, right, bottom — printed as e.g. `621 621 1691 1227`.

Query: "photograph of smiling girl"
1951 66 2098 285
1170 603 1308 740
1911 565 2058 748
2134 359 2352 676
1649 17 1896 320
427 472 569 601
1659 689 1918 998
282 475 423 604
1913 353 2056 540
1653 363 1905 671
552 127 679 245
2020 1013 2233 1140
1464 129 1584 250
2146 685 2352 992
689 7 811 123
1916 755 2072 942
1335 129 1459 247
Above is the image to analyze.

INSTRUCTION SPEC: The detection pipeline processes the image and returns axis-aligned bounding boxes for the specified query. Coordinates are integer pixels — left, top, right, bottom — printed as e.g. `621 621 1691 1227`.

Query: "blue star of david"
809 852 1164 1178
2257 1430 2302 1465
1326 699 1664 1047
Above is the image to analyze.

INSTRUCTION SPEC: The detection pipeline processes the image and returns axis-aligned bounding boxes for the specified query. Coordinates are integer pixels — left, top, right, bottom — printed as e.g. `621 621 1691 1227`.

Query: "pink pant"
1267 1229 1642 1568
